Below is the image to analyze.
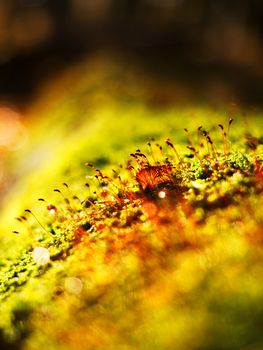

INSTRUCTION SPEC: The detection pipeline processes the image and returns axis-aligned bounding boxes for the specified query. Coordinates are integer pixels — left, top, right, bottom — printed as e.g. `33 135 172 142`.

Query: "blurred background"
0 0 263 107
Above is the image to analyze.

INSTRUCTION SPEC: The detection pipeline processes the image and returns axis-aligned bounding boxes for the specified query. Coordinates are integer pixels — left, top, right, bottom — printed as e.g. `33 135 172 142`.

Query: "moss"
1 55 263 349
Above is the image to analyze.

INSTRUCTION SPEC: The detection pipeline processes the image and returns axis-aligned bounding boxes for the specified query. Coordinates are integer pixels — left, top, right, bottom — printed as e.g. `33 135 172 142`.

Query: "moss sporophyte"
1 119 263 347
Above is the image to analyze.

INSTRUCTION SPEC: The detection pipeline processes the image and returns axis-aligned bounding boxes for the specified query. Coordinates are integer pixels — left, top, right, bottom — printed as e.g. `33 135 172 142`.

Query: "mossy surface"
0 55 263 350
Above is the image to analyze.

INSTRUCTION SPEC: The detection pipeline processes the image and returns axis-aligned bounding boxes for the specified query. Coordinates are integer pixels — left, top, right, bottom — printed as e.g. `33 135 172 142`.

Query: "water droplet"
65 277 83 295
32 247 50 265
158 190 166 199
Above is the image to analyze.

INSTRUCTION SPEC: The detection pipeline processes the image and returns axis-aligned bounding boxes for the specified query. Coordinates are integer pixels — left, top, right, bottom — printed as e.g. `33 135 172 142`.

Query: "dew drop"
158 190 166 199
65 277 83 295
32 247 50 265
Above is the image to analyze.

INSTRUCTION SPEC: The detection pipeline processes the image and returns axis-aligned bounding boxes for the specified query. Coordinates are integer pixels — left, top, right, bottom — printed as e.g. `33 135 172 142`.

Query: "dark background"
0 0 263 107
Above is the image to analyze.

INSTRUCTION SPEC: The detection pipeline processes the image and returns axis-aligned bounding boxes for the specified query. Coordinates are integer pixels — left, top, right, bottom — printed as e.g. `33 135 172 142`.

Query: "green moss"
1 55 263 350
